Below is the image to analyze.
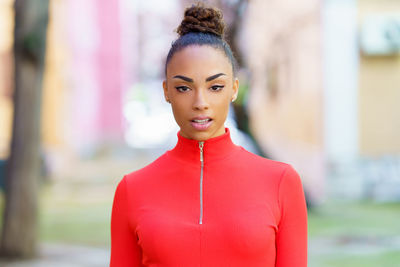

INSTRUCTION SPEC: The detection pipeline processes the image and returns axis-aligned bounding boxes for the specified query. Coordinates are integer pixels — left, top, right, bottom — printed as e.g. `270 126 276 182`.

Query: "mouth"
190 117 213 130
191 118 212 123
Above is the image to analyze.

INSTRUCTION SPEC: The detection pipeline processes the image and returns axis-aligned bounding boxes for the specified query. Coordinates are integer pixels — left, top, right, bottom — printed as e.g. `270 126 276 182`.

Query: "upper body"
110 128 308 267
110 3 307 266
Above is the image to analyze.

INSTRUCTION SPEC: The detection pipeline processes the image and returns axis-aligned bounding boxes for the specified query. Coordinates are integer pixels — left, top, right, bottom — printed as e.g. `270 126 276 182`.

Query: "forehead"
166 45 232 78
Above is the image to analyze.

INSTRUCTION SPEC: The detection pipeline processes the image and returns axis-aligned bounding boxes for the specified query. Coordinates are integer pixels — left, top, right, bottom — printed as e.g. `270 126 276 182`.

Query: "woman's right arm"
110 176 144 266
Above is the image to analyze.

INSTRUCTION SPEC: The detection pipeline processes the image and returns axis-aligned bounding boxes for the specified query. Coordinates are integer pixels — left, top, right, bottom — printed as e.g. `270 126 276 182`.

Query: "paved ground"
0 243 109 267
1 235 399 267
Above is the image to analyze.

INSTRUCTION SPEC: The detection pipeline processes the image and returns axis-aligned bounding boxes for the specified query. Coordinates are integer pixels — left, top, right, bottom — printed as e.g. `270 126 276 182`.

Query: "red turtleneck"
110 128 307 266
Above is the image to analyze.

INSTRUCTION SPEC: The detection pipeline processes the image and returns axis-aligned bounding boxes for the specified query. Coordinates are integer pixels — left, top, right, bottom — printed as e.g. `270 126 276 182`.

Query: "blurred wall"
42 0 68 148
241 0 400 201
241 0 323 202
1 0 184 162
358 0 400 155
0 0 14 159
0 0 126 161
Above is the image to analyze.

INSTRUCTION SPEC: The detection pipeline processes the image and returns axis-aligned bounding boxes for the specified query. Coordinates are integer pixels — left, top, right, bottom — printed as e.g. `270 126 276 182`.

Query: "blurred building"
43 0 124 158
0 0 125 161
355 0 400 201
0 0 181 167
1 0 399 201
240 0 323 203
240 0 400 202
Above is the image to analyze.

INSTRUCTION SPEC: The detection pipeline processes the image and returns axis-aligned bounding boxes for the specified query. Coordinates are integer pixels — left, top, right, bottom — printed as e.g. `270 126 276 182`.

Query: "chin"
186 128 225 141
179 123 225 141
179 128 209 141
187 132 211 141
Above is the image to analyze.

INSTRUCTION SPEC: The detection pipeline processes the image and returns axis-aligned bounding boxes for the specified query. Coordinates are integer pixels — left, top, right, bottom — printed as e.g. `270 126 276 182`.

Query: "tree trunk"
0 0 49 258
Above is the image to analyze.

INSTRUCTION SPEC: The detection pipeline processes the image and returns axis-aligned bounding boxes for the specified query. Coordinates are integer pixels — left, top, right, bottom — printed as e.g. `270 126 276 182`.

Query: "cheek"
213 96 231 118
170 101 188 122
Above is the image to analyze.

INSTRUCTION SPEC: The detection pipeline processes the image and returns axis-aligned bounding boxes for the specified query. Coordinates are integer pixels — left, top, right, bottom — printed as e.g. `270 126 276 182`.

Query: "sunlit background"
0 0 400 266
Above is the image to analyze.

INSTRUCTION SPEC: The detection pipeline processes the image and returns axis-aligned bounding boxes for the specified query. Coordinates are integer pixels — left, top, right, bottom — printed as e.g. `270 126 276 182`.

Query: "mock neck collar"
168 127 239 165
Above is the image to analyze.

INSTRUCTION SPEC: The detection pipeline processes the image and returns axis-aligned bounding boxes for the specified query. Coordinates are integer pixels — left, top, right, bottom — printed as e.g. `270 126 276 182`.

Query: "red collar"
168 128 239 165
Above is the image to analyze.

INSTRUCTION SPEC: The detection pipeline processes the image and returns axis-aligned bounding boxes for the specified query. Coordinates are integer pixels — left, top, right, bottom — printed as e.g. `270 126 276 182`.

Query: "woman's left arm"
275 165 308 267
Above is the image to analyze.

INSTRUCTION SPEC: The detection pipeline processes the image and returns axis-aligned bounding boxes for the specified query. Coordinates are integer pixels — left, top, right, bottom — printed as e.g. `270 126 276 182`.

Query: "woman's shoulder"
121 151 170 185
234 146 302 191
236 146 293 172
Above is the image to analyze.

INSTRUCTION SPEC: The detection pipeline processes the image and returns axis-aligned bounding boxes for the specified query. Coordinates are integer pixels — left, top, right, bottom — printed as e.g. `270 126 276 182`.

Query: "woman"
110 2 307 266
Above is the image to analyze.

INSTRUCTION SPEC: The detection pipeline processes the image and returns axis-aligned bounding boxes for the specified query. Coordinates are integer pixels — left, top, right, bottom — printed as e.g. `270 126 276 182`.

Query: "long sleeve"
110 176 144 267
275 165 308 267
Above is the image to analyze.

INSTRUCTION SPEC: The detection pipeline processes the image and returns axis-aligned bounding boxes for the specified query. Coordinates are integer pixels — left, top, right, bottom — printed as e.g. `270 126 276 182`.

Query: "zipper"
199 141 204 225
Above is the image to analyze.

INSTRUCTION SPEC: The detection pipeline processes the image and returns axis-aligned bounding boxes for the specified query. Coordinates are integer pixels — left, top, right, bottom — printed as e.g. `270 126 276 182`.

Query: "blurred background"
0 0 399 266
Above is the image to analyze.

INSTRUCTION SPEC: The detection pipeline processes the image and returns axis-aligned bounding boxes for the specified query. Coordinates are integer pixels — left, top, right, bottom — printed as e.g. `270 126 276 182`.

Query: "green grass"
308 200 400 237
308 200 400 267
0 185 112 247
37 184 112 247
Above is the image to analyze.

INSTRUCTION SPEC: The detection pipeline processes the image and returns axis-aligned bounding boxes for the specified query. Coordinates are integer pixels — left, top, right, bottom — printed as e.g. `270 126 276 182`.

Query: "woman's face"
163 45 239 141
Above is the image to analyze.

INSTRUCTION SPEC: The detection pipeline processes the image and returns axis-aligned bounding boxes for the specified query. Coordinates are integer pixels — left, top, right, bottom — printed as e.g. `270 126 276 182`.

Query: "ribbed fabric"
110 128 307 267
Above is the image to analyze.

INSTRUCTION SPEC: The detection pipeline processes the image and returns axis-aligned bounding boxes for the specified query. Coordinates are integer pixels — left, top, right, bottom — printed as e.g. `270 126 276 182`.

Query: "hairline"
165 43 236 80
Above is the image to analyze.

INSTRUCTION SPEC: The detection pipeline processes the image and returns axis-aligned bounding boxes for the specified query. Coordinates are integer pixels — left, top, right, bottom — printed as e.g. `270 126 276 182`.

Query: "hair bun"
176 2 225 38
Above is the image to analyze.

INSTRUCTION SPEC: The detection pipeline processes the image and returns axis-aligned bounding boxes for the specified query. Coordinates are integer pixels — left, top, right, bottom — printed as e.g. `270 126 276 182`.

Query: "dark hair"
164 2 238 77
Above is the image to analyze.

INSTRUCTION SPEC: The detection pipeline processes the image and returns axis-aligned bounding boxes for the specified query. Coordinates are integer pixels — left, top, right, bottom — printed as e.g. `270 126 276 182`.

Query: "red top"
110 128 307 266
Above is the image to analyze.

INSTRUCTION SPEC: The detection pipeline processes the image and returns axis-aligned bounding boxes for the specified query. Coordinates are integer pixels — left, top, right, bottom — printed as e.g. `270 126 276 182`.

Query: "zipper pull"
199 141 204 162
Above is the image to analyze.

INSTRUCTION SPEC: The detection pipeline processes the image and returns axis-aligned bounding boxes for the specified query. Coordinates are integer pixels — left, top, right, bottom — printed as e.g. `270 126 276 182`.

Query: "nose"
192 88 209 110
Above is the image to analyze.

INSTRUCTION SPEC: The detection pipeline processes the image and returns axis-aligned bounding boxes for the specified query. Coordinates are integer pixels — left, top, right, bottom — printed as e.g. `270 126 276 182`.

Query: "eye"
175 86 190 92
210 85 224 91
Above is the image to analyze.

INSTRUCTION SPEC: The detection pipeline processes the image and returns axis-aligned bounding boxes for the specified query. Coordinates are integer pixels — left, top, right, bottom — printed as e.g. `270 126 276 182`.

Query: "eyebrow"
172 73 226 83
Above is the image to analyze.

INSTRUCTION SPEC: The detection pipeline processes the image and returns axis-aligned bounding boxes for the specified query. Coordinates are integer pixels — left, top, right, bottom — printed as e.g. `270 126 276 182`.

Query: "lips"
191 115 212 122
190 116 213 130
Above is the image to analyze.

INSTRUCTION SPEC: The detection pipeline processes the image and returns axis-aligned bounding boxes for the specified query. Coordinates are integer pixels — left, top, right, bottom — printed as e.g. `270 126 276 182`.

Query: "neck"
168 127 239 165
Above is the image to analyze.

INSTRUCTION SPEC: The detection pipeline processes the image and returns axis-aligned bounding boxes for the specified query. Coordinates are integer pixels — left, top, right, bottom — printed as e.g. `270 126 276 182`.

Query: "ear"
232 78 239 102
163 80 169 102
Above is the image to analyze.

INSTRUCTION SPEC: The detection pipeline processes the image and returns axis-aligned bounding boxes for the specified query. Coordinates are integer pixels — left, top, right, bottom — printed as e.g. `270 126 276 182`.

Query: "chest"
131 166 279 266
